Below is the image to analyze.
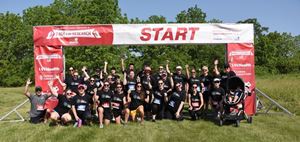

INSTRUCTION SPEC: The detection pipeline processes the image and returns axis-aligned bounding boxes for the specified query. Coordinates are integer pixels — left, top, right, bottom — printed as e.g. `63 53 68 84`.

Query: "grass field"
0 74 299 142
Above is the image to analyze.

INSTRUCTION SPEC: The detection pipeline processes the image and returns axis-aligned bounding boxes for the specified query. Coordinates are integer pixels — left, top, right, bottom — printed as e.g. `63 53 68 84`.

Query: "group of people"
24 59 237 128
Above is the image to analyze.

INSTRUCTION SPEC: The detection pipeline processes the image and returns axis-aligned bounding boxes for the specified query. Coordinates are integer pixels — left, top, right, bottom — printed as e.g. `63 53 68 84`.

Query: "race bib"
128 85 135 91
77 105 86 111
102 102 110 108
112 102 120 109
192 102 199 107
153 98 161 105
36 104 44 111
168 101 175 107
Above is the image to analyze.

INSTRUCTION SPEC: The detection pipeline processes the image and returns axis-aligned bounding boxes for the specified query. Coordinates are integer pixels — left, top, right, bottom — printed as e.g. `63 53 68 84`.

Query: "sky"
1 0 299 36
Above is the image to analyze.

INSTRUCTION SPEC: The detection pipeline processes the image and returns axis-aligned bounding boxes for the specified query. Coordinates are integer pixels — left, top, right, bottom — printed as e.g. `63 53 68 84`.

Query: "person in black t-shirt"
86 77 97 97
188 83 204 120
50 89 73 125
123 70 137 93
140 66 154 120
127 83 147 123
112 83 129 125
209 78 225 118
160 70 174 94
95 81 113 128
151 79 168 122
220 63 236 92
165 82 186 121
71 84 93 126
199 66 213 115
186 66 201 94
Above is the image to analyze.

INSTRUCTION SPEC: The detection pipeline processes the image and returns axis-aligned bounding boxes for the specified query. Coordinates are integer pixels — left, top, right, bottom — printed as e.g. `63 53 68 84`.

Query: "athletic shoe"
99 124 104 129
77 119 82 128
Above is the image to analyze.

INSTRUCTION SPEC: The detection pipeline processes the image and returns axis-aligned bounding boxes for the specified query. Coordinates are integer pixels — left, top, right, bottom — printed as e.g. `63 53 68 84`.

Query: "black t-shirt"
71 94 93 112
65 76 84 93
141 75 155 91
172 73 187 86
152 89 167 105
200 74 212 92
112 92 125 110
190 92 201 108
168 90 186 111
210 87 225 102
163 79 172 91
129 91 144 110
126 76 137 92
188 76 201 92
54 95 72 115
86 82 97 96
220 71 236 91
97 90 113 109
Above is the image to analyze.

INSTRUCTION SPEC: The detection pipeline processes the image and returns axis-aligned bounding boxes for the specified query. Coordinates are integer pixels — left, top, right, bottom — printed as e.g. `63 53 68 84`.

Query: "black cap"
224 64 230 69
35 86 42 92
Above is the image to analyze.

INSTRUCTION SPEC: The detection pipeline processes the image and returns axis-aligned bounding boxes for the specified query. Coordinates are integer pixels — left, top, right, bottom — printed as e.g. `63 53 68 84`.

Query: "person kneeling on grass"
112 83 130 125
49 85 74 126
188 83 204 120
165 82 186 121
24 78 51 124
71 84 93 127
126 83 147 124
95 81 113 128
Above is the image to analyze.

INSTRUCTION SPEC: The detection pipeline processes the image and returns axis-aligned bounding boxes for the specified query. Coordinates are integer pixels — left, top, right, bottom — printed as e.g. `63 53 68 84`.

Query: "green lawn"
0 74 299 142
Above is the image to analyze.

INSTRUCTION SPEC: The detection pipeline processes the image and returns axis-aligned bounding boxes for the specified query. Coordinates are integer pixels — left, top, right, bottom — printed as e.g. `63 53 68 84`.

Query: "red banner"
227 43 256 116
34 46 64 94
33 25 113 46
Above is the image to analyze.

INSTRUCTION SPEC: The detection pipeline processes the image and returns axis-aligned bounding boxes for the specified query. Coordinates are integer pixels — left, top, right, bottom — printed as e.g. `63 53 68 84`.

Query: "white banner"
112 24 254 45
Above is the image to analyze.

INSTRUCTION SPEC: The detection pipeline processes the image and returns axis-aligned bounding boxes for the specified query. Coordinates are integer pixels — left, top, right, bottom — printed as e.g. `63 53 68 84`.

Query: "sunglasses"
214 81 220 83
193 86 198 88
104 84 110 86
66 92 72 95
78 87 85 90
90 80 95 82
137 85 142 88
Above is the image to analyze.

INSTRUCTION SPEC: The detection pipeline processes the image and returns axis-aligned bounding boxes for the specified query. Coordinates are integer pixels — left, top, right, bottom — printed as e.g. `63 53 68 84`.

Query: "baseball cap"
176 66 182 70
35 86 42 92
213 78 221 82
224 64 230 69
78 84 86 89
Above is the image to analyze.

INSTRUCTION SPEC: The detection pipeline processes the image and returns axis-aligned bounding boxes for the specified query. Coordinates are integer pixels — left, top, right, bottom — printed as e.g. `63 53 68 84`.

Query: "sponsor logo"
231 63 252 67
229 51 253 56
36 54 62 61
39 67 60 71
46 29 101 39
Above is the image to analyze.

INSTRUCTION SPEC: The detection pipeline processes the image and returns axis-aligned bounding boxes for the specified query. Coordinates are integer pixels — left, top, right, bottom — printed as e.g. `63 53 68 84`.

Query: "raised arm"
48 80 58 97
55 74 66 91
24 78 32 98
82 66 90 81
123 72 127 86
185 64 190 79
104 61 108 75
166 60 171 75
121 58 125 73
214 59 220 76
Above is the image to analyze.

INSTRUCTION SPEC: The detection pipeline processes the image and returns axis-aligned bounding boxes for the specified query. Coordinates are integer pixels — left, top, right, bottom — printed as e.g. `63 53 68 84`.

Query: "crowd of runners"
24 59 237 128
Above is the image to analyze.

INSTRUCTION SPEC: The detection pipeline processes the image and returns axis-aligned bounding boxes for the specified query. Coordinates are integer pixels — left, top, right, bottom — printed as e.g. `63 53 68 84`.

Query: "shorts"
203 91 210 103
77 110 92 124
112 109 122 118
98 107 112 120
30 111 46 124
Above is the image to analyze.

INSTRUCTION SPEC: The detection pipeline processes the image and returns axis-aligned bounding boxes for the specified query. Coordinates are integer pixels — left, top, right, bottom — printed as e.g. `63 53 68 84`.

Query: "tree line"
0 0 299 87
